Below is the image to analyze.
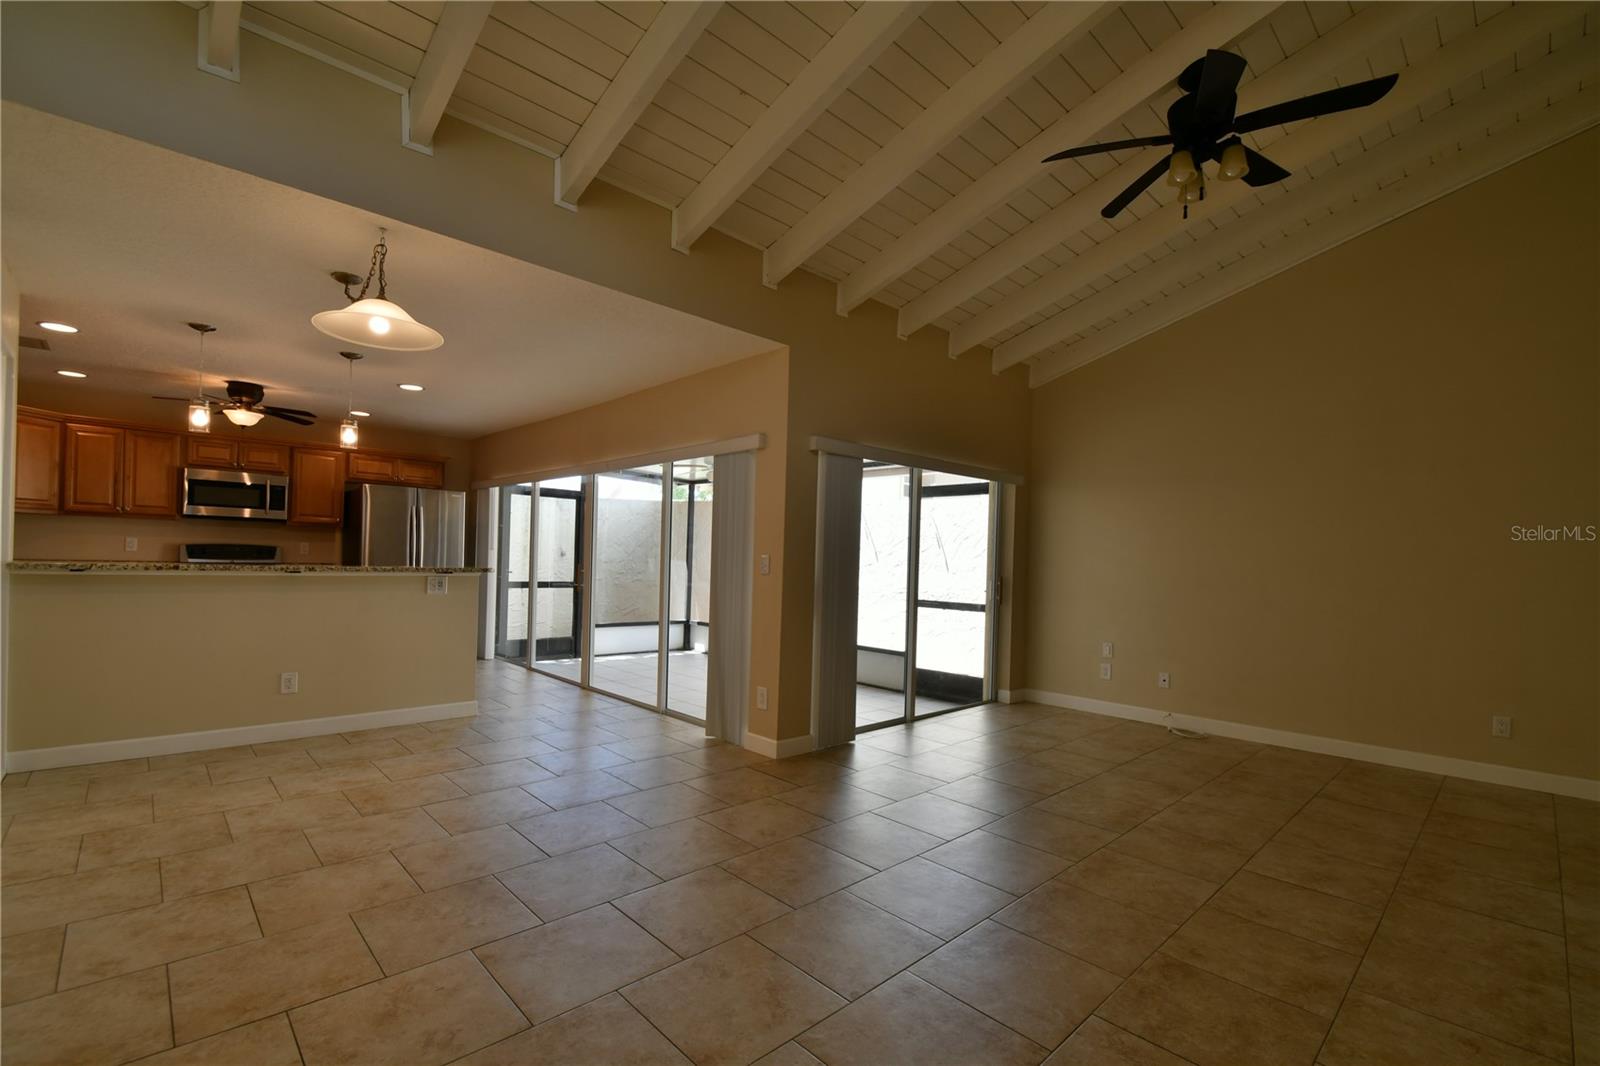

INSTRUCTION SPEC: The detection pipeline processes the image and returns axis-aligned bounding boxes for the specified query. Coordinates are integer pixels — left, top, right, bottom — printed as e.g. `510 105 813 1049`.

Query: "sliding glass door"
493 483 533 661
665 457 713 721
852 462 999 730
488 448 741 727
533 476 584 682
589 466 666 705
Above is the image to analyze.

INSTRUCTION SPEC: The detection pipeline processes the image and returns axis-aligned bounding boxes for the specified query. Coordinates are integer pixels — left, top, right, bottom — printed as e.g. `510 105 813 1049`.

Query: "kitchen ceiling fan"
1043 50 1399 219
154 379 318 427
154 322 316 428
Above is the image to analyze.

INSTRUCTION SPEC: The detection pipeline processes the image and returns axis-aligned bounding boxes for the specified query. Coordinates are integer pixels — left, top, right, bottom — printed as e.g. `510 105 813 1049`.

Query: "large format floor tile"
3 668 1594 1066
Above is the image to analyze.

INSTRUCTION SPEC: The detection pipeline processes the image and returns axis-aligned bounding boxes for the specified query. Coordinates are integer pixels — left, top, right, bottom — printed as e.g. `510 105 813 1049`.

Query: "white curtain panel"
705 451 756 743
811 452 863 750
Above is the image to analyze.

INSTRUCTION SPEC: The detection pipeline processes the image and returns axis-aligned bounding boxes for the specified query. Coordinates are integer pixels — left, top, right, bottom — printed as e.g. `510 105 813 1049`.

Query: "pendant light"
311 230 443 351
338 351 362 449
186 322 215 433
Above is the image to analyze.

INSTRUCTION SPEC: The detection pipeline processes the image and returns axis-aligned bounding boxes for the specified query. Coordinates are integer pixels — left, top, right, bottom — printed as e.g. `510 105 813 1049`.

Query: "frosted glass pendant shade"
311 297 443 352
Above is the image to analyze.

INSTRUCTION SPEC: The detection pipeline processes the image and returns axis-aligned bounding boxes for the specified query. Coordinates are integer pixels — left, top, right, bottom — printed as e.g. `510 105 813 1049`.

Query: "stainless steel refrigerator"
343 484 467 567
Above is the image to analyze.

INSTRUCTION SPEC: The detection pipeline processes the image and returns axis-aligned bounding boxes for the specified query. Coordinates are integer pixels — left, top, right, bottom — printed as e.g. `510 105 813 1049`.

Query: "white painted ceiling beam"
834 1 1281 318
911 1 1434 347
1005 44 1597 370
1030 84 1600 388
985 0 1582 371
402 2 492 154
556 1 720 209
761 1 1113 288
197 1 242 81
673 1 925 253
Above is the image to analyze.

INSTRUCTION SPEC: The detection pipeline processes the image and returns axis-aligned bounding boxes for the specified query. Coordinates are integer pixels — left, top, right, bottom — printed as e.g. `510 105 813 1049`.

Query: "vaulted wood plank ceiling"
206 0 1597 384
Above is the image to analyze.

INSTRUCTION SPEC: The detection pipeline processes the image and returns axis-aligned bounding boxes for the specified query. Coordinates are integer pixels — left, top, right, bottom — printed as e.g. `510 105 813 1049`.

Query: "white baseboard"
4 701 478 773
1015 690 1600 802
742 731 816 760
997 689 1016 704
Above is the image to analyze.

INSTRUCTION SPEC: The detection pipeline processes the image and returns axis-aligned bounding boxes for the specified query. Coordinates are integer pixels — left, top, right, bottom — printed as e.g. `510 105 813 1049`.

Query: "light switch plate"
1101 641 1114 659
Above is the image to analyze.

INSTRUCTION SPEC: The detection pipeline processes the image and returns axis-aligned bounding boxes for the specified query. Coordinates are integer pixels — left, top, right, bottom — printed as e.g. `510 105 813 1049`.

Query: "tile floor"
1 659 1595 1065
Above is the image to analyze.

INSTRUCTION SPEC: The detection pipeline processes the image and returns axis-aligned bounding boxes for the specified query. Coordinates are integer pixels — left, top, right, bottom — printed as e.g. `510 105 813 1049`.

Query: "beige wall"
8 571 479 752
15 380 472 563
1025 132 1600 781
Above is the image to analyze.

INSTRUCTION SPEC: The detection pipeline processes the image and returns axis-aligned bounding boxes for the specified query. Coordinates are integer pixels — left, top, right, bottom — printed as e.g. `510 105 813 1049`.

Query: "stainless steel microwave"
182 467 289 521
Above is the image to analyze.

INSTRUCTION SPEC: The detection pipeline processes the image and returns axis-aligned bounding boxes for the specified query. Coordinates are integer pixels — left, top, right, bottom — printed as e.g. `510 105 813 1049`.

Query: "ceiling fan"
1043 50 1399 219
153 322 316 428
154 379 317 427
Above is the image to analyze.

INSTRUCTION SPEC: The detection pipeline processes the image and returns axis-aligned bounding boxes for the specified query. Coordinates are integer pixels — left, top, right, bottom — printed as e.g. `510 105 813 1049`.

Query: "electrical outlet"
756 686 769 710
1492 715 1512 738
124 537 138 552
426 575 448 595
1099 662 1112 681
759 554 770 576
1101 641 1114 659
1158 672 1171 689
298 542 310 556
279 672 299 695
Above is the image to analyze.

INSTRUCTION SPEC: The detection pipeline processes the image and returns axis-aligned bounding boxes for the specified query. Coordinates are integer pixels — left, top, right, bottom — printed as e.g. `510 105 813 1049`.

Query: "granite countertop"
8 561 490 575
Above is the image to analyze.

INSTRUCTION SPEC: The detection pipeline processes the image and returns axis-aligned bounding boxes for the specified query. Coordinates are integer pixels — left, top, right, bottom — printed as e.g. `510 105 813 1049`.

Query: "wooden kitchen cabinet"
123 430 181 516
347 453 444 489
396 458 444 488
186 436 289 475
345 452 397 483
238 442 290 474
289 448 345 526
16 413 62 514
186 436 237 468
63 423 124 514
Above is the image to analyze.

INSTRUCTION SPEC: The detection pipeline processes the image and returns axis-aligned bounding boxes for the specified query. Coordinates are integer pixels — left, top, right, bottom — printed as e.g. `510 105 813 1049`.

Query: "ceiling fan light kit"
1043 49 1398 221
312 231 443 351
154 323 319 431
222 407 265 427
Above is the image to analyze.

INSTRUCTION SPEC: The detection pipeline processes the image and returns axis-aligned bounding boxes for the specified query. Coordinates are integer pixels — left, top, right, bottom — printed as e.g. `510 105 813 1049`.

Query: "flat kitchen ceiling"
0 103 778 437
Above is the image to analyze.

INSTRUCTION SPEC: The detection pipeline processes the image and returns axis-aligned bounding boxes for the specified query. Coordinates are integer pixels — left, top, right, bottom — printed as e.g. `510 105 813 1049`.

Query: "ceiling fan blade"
1192 49 1248 129
1101 155 1173 219
152 395 225 404
1231 73 1399 134
263 409 316 426
264 405 315 418
1042 134 1171 163
1239 147 1291 187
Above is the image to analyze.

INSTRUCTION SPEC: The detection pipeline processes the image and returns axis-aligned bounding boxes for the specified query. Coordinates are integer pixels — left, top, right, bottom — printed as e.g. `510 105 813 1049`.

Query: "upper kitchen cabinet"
289 448 345 525
16 413 62 513
63 424 181 517
62 423 125 514
347 452 444 488
186 437 290 474
123 430 181 516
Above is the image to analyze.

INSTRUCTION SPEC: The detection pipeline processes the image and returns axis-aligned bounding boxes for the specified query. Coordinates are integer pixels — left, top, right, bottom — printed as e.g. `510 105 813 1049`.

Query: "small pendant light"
186 322 215 433
338 351 362 449
312 230 443 351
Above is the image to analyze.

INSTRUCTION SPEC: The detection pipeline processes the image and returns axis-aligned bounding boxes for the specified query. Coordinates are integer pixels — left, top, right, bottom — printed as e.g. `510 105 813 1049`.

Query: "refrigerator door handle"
417 503 427 567
404 502 414 567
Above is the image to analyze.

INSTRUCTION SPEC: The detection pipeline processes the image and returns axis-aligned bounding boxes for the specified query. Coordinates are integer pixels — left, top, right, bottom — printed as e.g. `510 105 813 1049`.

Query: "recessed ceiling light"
38 321 79 334
397 383 424 392
350 410 371 418
56 369 87 378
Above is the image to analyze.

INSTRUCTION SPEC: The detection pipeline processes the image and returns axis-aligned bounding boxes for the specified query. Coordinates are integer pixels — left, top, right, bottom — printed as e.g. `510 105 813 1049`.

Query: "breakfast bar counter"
6 565 484 770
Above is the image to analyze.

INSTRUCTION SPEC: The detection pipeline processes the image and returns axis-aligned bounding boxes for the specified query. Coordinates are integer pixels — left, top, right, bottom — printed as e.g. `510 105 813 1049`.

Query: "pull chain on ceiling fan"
1043 50 1399 220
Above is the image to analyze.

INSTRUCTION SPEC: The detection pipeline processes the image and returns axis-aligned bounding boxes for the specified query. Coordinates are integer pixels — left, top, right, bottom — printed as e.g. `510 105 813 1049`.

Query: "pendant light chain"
355 232 389 302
